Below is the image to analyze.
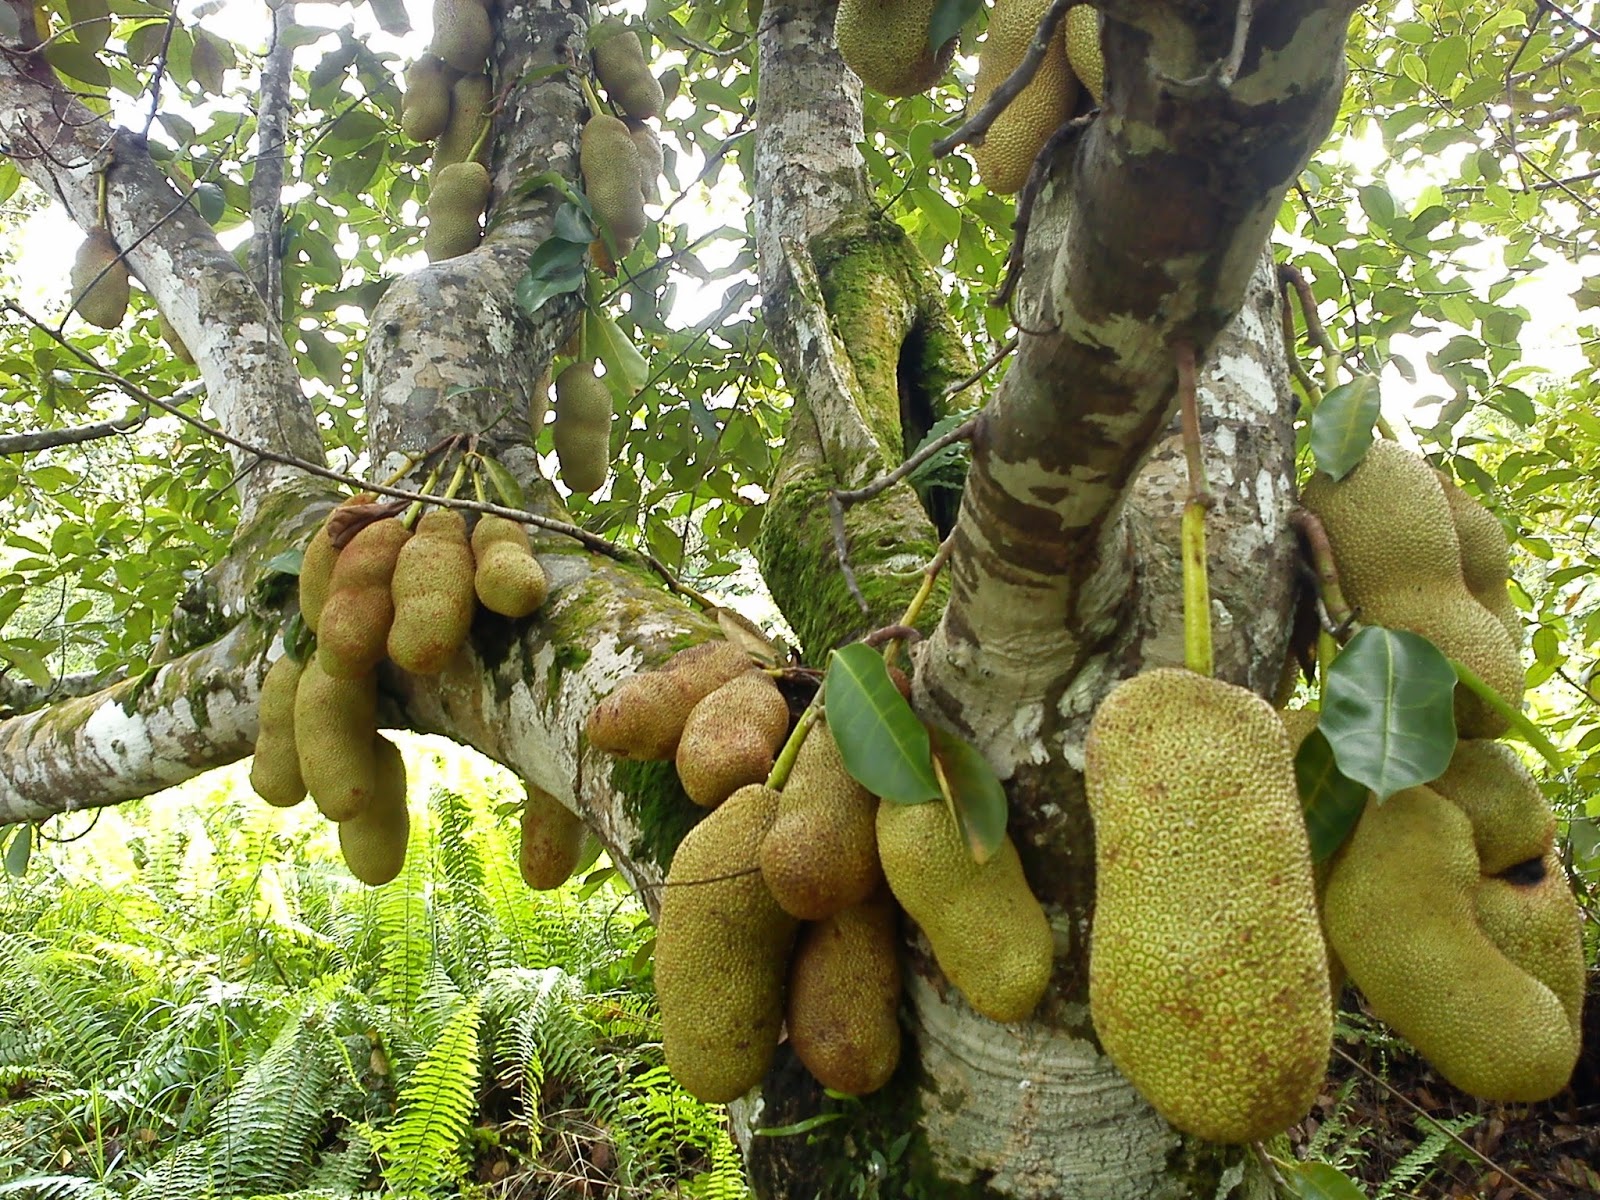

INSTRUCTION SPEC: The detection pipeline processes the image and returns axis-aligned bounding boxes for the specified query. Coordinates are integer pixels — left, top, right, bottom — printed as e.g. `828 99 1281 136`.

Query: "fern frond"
374 995 482 1196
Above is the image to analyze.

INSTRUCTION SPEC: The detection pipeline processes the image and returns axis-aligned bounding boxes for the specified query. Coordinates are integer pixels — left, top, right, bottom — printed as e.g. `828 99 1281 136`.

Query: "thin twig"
1289 508 1353 629
830 416 979 510
944 335 1018 399
991 112 1096 310
0 411 145 455
931 0 1075 157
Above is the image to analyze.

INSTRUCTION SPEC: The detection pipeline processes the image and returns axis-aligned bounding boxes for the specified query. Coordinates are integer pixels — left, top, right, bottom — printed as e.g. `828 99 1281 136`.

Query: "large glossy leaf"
1293 725 1369 863
824 644 939 804
1309 375 1381 480
3 824 31 878
1283 1162 1371 1200
927 724 1007 864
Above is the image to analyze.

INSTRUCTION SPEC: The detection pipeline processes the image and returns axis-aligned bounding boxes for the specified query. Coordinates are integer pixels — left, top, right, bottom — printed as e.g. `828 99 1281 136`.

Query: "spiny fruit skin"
71 229 131 330
786 890 902 1095
969 0 1078 195
626 118 664 205
401 54 453 142
581 114 648 241
519 784 587 890
674 671 790 808
338 735 410 886
655 784 797 1103
1085 669 1331 1144
552 361 613 496
585 641 753 760
434 73 493 170
760 719 883 920
293 653 381 822
876 798 1053 1024
1300 439 1524 737
1063 5 1103 104
388 508 476 674
834 0 954 97
425 161 492 262
1438 475 1520 646
1322 782 1580 1102
591 20 664 120
299 494 373 634
318 517 412 678
250 653 307 808
430 0 492 73
471 515 548 618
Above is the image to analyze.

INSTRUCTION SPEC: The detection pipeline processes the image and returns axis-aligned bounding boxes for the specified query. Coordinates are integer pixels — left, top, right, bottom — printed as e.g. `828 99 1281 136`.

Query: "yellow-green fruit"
338 735 410 886
401 53 453 141
580 114 648 241
318 517 412 678
591 19 664 120
585 642 753 760
1085 669 1331 1143
71 228 131 329
626 118 663 205
388 508 476 674
675 672 790 808
430 0 492 72
519 784 587 890
969 0 1079 195
470 515 548 618
655 784 797 1102
299 494 373 634
157 312 193 365
1438 475 1520 646
1322 783 1580 1101
834 0 954 97
250 654 307 808
876 798 1053 1023
1063 6 1103 104
425 161 492 262
760 719 883 920
552 361 613 496
435 73 493 169
293 653 381 821
1300 440 1524 737
787 890 902 1095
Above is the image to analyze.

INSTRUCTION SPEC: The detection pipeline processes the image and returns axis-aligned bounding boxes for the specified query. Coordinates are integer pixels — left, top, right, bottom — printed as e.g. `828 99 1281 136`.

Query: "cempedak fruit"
834 0 955 97
969 0 1078 195
401 53 453 142
434 72 493 169
655 783 797 1102
552 360 613 496
471 515 548 618
430 0 492 73
519 784 587 890
293 652 382 822
425 161 492 262
580 114 648 241
71 228 131 329
299 493 374 634
876 797 1053 1023
388 508 476 674
1063 5 1103 104
674 671 790 808
1085 669 1332 1144
1438 474 1521 646
337 735 410 886
250 653 307 808
591 19 664 120
318 516 412 678
585 641 753 760
626 118 664 205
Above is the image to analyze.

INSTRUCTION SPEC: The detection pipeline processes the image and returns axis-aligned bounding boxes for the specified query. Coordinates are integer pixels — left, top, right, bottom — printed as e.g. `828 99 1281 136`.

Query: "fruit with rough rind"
675 671 790 807
71 229 131 329
580 114 648 241
425 161 492 261
401 54 453 141
250 654 306 808
431 0 492 72
1438 475 1520 646
318 517 412 678
585 642 753 760
299 494 373 634
388 508 476 673
626 118 664 205
1063 6 1103 104
834 0 954 97
969 0 1078 195
655 784 797 1102
338 735 409 886
552 361 613 496
760 719 882 919
519 784 587 889
471 515 548 617
876 798 1053 1023
1086 669 1332 1144
294 653 382 821
591 19 664 119
434 73 492 169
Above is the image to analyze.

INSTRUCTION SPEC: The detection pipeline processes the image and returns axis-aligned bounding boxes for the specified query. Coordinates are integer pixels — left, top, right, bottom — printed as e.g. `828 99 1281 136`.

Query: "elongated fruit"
71 228 131 329
250 653 306 807
338 735 410 885
388 508 476 674
552 360 613 495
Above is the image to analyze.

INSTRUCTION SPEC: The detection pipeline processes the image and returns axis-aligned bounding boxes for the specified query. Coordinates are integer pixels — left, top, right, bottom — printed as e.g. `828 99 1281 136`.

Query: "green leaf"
1320 627 1457 801
480 455 526 509
43 39 111 88
1283 1161 1372 1199
1309 376 1381 480
928 0 983 53
825 644 940 804
756 1111 847 1137
265 548 303 575
66 0 111 52
514 262 585 317
927 724 1007 863
4 647 54 688
583 306 649 399
3 824 32 878
1293 725 1369 863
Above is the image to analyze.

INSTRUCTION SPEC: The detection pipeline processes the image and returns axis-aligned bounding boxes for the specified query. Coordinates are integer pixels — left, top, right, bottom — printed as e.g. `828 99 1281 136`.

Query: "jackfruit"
787 890 902 1095
431 0 492 73
1438 475 1521 646
759 718 883 919
968 0 1078 195
250 653 306 808
318 516 412 678
294 652 382 822
586 642 755 761
1085 669 1331 1143
655 783 797 1102
675 671 790 807
1321 780 1581 1101
552 361 613 496
388 508 476 674
876 797 1053 1023
626 118 663 205
834 0 955 97
401 53 453 142
425 161 492 261
591 19 664 120
434 73 493 170
71 228 131 329
337 735 410 885
519 784 587 890
1063 5 1103 104
580 114 648 242
1300 440 1524 737
471 515 548 617
299 493 374 634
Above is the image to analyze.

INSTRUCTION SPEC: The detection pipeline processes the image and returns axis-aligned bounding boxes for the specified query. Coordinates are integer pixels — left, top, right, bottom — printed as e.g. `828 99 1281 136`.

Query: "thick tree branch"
247 0 296 316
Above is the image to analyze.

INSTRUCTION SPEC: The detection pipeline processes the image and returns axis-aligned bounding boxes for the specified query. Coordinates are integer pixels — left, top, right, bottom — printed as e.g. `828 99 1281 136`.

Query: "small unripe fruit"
471 515 548 618
71 228 131 329
552 360 612 496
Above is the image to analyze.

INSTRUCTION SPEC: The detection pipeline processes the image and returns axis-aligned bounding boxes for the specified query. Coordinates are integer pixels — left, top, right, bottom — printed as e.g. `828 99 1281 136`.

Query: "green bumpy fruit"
401 54 453 142
430 0 492 72
293 652 382 821
591 19 664 120
674 671 790 808
388 508 476 674
1438 474 1520 646
299 493 373 634
318 516 412 678
425 162 492 261
1300 440 1524 737
434 73 492 170
655 784 797 1103
337 735 410 886
585 641 753 760
834 0 955 97
580 114 648 241
1085 669 1332 1144
519 784 587 890
969 0 1078 195
626 118 663 205
250 653 307 808
552 361 613 496
876 798 1053 1023
71 228 131 330
1063 5 1103 104
471 515 548 618
786 889 902 1096
759 718 882 919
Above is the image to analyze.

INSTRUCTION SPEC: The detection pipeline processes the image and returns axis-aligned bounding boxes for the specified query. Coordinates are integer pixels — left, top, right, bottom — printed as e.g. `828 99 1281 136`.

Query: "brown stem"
1289 508 1353 629
931 0 1075 157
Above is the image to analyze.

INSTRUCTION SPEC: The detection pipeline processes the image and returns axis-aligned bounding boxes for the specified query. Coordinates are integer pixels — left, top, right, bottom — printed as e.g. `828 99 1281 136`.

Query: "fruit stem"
402 460 445 528
885 533 953 665
766 691 823 792
1316 628 1338 707
1449 657 1566 769
466 111 493 167
578 74 604 119
1176 341 1214 678
1289 509 1353 629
